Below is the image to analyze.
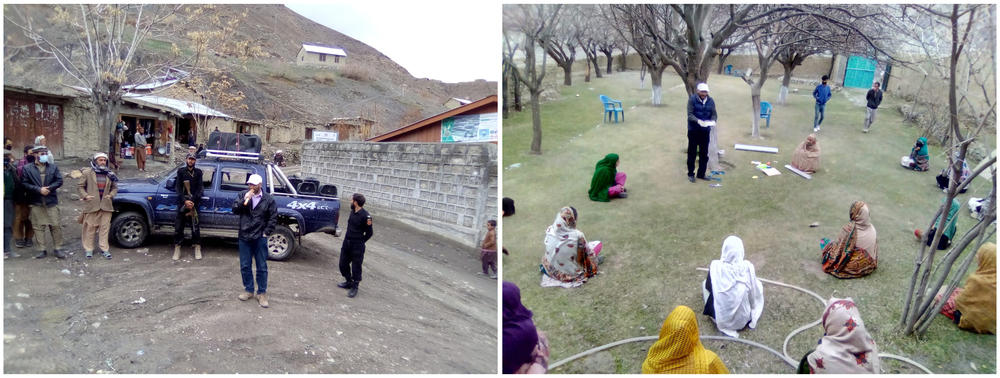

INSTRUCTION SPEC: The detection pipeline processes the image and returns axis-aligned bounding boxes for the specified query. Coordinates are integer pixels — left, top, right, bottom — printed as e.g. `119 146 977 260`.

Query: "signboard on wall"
441 113 498 143
312 131 339 142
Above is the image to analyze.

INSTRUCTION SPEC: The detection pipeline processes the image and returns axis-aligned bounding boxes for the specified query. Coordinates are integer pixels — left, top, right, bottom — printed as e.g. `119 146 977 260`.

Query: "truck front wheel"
267 225 297 261
111 211 149 248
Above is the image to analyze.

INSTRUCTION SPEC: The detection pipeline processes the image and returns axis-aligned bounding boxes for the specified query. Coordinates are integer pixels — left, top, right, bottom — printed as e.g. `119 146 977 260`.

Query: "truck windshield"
151 165 180 182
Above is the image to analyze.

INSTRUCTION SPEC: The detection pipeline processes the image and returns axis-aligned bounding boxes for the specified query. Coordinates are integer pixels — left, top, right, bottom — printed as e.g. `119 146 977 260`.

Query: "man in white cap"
78 152 118 259
686 82 718 183
233 173 277 308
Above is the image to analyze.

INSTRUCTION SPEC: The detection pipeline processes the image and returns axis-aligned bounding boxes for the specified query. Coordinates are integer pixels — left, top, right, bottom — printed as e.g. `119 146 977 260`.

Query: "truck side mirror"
165 178 176 191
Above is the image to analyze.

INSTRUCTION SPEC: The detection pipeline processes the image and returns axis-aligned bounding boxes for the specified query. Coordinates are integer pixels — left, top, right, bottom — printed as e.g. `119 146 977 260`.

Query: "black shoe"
337 281 352 289
688 176 696 183
24 239 33 248
698 176 712 181
53 250 67 259
347 287 358 298
14 240 25 248
34 251 47 259
618 192 628 198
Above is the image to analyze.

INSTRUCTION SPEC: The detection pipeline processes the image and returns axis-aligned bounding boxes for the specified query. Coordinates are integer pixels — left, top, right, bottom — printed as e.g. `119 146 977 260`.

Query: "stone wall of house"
301 141 498 247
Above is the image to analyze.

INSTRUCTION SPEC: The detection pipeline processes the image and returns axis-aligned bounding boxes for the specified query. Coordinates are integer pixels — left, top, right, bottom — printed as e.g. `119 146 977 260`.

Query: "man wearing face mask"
78 152 119 259
173 153 204 260
338 193 373 298
21 146 65 259
233 174 277 308
13 145 35 249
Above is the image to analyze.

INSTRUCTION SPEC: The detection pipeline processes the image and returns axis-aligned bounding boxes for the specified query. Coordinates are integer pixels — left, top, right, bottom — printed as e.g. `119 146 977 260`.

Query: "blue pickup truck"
109 155 340 260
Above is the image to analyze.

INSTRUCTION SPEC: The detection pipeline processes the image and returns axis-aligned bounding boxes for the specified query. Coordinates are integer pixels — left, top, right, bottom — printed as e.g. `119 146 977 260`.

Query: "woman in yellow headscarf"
642 306 729 374
939 243 996 334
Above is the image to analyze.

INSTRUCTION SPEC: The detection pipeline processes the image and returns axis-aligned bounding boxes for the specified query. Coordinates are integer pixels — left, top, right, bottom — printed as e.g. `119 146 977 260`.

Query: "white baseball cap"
247 174 263 186
696 83 710 92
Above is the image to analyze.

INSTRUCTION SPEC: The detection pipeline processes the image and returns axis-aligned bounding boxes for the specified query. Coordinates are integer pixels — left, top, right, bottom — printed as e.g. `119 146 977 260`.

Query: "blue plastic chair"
725 65 733 75
760 101 772 128
599 95 624 123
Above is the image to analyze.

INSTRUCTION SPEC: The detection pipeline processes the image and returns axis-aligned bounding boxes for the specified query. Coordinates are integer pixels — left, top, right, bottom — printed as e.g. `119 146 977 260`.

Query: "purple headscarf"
503 281 538 374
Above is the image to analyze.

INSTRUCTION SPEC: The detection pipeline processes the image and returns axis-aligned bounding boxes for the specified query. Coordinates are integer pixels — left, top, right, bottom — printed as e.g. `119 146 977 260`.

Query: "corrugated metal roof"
125 94 231 118
301 43 347 57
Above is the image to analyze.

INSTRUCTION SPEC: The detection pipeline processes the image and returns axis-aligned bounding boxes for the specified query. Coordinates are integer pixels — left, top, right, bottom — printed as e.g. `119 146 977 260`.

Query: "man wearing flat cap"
78 152 119 259
21 145 65 259
173 153 204 260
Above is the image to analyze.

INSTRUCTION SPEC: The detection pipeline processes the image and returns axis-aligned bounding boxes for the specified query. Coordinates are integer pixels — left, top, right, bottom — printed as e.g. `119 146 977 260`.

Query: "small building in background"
296 42 347 68
368 95 497 144
443 97 472 110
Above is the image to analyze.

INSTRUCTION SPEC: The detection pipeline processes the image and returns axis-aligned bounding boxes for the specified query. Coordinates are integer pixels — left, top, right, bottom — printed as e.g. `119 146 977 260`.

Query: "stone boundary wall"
301 141 498 247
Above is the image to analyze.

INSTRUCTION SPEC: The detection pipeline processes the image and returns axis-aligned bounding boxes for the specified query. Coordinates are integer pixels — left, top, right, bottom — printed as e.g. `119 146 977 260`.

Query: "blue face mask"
39 154 50 164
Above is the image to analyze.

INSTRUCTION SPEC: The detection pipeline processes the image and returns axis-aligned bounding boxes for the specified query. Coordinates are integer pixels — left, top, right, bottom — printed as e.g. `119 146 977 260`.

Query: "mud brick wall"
302 142 498 247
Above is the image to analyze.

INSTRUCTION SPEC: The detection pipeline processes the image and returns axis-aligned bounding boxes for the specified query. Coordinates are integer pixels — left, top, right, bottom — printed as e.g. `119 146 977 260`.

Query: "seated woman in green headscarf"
901 137 930 171
588 153 627 202
915 197 961 250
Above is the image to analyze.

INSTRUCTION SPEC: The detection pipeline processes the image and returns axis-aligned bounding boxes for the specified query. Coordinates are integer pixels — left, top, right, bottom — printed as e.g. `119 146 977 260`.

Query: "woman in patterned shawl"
821 201 878 279
797 297 880 374
901 137 930 171
541 206 601 287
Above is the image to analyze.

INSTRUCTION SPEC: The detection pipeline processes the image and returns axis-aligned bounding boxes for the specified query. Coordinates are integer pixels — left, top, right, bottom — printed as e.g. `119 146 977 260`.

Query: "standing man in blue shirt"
812 75 832 132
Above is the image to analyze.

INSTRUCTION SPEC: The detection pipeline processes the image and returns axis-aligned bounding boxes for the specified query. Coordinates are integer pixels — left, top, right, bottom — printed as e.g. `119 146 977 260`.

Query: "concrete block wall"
301 141 498 247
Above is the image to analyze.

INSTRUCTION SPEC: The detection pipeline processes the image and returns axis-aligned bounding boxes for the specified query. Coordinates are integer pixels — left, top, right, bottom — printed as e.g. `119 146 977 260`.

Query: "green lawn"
501 68 996 374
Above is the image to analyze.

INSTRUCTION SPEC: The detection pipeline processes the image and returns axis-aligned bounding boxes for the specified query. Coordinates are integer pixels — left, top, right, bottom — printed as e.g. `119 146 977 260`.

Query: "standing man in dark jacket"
338 193 374 298
4 151 16 259
686 83 718 183
863 82 883 133
812 75 832 132
233 174 277 308
12 145 35 248
173 154 204 260
21 146 65 259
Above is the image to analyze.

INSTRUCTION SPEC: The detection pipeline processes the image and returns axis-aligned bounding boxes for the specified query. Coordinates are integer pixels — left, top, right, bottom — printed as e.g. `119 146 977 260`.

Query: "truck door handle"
160 195 168 198
201 197 210 200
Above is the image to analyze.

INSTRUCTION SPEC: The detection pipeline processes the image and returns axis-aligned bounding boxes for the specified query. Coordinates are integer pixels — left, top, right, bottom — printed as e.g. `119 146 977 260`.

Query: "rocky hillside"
3 4 495 135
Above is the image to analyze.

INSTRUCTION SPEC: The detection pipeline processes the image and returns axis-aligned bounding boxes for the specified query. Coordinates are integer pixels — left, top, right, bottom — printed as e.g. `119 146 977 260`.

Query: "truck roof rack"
204 149 261 161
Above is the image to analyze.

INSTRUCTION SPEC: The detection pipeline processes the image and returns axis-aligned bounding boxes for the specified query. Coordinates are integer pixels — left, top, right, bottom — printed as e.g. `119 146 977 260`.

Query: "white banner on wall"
313 131 339 142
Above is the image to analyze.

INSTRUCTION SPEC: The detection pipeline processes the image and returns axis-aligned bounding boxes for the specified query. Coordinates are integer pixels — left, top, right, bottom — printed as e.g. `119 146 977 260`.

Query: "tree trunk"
591 56 603 79
618 47 629 72
561 63 573 86
639 64 647 89
716 52 731 75
502 68 510 119
750 86 762 138
778 62 794 105
650 68 664 105
585 61 591 83
604 51 613 74
529 91 543 154
513 75 522 112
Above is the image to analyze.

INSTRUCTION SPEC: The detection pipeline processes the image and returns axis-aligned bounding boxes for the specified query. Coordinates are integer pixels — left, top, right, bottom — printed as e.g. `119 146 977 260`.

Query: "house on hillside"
443 97 472 110
368 95 497 143
296 43 347 68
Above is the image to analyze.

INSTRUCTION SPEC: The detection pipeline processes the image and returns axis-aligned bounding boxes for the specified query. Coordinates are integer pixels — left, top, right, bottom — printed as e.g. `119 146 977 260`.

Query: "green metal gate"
843 56 877 88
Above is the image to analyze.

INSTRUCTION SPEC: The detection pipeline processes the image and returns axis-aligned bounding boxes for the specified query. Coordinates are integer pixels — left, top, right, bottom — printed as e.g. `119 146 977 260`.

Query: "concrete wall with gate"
301 141 498 247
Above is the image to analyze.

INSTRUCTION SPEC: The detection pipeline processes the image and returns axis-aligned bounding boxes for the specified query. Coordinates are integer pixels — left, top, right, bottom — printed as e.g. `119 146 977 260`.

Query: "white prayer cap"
247 174 263 186
696 83 710 93
93 152 108 160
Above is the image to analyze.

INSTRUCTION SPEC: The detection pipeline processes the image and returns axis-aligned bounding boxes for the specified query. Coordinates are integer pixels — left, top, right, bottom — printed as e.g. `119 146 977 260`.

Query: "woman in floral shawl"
541 207 601 287
588 153 627 201
821 201 878 279
797 297 880 374
901 137 930 171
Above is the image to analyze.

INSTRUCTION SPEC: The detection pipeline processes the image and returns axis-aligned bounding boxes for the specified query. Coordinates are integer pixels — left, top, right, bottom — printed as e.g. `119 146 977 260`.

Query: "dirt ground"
3 160 497 373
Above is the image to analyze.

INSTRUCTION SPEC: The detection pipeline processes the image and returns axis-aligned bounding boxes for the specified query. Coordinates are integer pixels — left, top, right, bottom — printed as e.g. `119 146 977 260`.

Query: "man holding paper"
686 83 718 183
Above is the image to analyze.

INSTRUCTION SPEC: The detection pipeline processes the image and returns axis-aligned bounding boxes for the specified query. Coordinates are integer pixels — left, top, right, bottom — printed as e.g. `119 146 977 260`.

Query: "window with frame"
219 167 260 192
334 56 340 63
319 54 327 62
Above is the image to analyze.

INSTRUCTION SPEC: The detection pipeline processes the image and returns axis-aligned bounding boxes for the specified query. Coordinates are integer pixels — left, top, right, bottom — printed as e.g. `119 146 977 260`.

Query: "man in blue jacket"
21 146 65 259
812 75 832 132
686 83 717 183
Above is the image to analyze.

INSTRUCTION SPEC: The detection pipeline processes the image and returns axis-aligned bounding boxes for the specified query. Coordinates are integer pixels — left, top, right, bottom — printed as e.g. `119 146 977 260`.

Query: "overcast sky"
286 2 498 83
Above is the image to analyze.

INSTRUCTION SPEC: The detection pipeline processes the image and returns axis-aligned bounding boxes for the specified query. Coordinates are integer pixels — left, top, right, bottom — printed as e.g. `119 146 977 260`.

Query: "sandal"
85 250 94 259
101 251 112 260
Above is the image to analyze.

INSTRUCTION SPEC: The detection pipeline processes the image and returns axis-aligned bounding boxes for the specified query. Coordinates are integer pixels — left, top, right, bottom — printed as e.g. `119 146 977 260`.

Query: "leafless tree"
502 37 523 118
504 4 562 155
538 10 577 86
5 4 184 160
898 4 997 337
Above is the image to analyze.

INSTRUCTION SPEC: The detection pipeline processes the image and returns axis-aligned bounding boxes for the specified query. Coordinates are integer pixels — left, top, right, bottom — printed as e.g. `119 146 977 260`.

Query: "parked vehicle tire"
111 211 148 248
267 224 297 261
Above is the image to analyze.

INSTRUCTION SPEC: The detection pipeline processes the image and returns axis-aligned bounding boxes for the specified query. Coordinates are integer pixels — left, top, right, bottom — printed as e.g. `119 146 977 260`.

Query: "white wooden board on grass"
734 144 779 154
784 164 813 179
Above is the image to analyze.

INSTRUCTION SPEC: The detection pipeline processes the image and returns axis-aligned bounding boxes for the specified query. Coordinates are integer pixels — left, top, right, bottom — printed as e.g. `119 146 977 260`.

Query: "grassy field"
500 69 996 374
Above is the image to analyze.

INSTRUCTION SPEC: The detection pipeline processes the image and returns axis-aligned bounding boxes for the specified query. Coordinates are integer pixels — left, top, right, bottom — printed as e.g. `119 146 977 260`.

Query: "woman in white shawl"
541 207 602 288
702 235 764 338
